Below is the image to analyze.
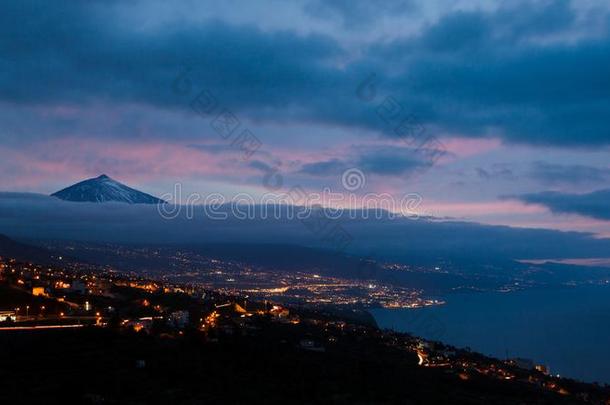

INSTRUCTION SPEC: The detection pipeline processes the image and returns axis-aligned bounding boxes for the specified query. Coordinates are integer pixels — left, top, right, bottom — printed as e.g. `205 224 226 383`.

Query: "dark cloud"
1 0 610 148
500 0 576 39
475 168 491 180
371 0 610 146
247 159 275 174
475 164 516 181
529 161 610 185
418 11 490 53
355 146 429 176
299 159 348 176
297 146 430 177
513 188 610 220
0 1 343 108
303 0 416 29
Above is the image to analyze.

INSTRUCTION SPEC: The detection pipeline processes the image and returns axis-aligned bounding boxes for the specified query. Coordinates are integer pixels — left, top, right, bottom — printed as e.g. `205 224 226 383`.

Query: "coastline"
370 284 610 385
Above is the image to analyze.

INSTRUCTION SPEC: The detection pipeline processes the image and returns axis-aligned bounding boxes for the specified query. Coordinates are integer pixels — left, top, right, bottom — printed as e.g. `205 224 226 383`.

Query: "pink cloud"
425 199 547 218
0 137 261 193
440 136 502 158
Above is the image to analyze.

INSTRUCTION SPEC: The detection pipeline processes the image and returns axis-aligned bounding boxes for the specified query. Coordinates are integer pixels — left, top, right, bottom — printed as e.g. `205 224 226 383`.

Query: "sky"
1 0 610 238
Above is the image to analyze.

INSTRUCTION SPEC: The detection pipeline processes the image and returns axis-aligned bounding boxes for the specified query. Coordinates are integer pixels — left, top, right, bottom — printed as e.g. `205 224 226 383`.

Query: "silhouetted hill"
189 243 360 271
0 234 59 264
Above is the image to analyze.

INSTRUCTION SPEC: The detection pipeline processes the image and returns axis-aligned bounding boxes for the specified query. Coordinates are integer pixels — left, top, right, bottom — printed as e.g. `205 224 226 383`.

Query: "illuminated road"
417 350 426 366
0 324 85 331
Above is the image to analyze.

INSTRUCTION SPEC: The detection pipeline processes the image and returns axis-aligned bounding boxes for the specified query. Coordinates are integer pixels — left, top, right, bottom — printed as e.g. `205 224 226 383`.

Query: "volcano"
51 174 166 204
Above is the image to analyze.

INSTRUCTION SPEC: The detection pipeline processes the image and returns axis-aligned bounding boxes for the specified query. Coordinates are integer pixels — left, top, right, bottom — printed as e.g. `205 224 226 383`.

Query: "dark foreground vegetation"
0 325 606 405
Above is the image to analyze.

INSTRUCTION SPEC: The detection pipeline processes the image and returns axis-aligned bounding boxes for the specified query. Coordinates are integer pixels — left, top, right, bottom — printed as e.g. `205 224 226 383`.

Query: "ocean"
370 284 610 384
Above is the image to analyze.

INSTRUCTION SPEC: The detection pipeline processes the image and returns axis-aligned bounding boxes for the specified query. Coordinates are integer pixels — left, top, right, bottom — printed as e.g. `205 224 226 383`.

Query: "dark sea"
371 284 610 384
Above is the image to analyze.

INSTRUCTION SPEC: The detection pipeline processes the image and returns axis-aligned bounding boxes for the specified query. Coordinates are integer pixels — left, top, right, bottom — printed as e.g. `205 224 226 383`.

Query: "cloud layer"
515 188 610 220
2 193 610 261
2 0 610 147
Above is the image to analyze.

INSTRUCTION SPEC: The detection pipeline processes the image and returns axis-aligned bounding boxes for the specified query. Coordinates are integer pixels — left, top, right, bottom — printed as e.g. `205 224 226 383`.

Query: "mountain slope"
0 234 60 264
51 174 165 204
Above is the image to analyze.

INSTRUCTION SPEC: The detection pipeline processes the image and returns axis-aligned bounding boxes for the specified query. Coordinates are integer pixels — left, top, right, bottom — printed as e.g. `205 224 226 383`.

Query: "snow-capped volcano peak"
51 175 166 204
